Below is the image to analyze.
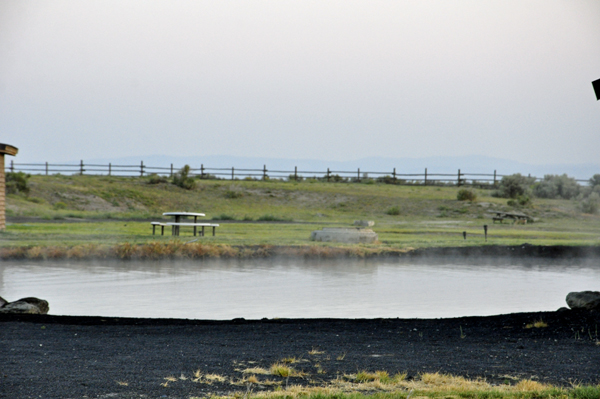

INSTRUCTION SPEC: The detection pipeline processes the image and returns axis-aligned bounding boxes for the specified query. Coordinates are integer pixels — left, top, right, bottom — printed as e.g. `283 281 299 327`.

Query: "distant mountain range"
73 154 600 181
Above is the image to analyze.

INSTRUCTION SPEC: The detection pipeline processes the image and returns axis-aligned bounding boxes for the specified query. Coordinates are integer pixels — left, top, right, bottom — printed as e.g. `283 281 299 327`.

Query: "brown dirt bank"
1 243 600 261
1 310 599 398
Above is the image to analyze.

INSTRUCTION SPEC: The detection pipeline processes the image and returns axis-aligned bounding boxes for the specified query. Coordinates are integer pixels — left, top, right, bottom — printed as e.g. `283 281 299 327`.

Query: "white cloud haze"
1 0 600 165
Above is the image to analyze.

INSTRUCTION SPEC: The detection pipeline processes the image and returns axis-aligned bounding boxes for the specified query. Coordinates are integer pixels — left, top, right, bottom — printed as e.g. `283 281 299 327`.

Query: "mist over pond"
1 257 599 319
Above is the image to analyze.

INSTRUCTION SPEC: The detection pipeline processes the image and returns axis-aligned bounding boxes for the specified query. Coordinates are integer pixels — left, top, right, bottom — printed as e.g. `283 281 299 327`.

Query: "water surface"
1 257 598 319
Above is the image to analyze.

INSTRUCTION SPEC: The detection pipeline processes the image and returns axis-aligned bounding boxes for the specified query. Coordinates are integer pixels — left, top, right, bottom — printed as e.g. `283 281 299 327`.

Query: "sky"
1 0 600 165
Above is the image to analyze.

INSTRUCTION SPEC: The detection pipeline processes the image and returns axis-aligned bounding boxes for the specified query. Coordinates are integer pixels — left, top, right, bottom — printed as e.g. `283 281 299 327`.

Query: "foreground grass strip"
195 373 600 399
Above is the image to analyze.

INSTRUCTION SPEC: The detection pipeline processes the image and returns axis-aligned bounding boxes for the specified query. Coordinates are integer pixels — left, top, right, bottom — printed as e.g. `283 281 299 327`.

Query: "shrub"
533 174 580 199
224 190 243 199
580 192 600 214
386 206 401 215
5 172 30 195
507 195 531 208
146 174 168 184
376 175 397 185
257 214 291 222
456 189 477 201
171 165 195 190
495 174 535 199
589 174 600 188
53 201 68 210
211 214 236 220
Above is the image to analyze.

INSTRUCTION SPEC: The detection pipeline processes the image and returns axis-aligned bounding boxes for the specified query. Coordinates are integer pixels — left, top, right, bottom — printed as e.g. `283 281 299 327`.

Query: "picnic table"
151 212 219 237
492 211 533 224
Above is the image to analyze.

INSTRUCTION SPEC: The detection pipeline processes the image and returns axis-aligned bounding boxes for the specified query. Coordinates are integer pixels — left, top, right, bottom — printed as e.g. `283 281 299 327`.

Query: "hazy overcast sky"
1 0 600 164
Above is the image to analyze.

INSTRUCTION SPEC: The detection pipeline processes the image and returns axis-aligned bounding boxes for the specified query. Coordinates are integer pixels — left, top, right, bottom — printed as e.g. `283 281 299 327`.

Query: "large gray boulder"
566 291 600 311
0 297 49 314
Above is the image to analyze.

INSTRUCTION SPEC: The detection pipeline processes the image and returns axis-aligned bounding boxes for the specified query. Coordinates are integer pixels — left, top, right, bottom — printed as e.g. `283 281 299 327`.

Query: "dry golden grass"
308 348 324 355
115 381 128 386
280 356 300 364
242 367 270 375
525 319 548 329
269 363 305 378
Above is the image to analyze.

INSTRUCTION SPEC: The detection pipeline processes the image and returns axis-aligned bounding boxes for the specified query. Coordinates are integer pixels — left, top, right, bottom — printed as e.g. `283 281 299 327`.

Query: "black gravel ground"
1 310 600 399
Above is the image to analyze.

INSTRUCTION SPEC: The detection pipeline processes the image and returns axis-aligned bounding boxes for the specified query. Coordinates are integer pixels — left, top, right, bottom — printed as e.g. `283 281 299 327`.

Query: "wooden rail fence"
7 160 592 186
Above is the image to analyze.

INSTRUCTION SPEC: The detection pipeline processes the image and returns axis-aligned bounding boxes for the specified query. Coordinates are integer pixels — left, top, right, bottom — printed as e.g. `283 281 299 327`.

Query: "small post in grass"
424 168 428 186
483 225 488 242
462 231 467 240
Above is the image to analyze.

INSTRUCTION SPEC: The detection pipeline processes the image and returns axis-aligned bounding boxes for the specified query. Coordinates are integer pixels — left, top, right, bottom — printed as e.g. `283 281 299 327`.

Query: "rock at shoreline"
0 297 49 314
566 291 600 311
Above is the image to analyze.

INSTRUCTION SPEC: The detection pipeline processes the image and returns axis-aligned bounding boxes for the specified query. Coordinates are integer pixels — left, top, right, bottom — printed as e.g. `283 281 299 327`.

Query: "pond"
1 257 599 319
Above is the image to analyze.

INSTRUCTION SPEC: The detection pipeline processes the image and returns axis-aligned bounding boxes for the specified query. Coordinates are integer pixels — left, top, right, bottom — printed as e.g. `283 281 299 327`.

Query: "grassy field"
3 174 600 251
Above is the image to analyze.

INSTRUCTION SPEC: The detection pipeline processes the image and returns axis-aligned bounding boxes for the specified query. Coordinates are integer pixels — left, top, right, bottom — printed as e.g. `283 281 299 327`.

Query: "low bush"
6 172 30 195
53 201 68 210
211 214 236 221
224 190 243 199
456 189 477 201
386 206 401 215
589 174 600 188
376 175 397 185
146 174 168 184
257 214 291 222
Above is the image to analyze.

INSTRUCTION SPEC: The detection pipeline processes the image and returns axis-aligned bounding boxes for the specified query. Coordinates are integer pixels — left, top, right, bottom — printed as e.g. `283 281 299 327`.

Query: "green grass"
3 174 600 251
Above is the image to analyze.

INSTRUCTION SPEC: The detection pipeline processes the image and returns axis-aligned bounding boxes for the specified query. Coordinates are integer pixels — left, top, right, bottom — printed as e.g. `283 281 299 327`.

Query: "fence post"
109 163 111 176
45 162 48 176
200 164 204 179
294 166 298 181
170 164 174 178
457 169 461 187
232 167 234 180
10 160 13 172
424 168 427 186
493 170 497 186
393 168 396 183
327 168 330 182
263 164 267 180
357 168 360 182
140 161 144 177
80 160 84 175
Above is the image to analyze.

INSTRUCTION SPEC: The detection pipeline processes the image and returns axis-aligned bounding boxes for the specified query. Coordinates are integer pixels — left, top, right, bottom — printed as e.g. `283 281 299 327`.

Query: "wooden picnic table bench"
163 212 205 236
166 222 219 237
151 212 218 236
151 222 220 236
